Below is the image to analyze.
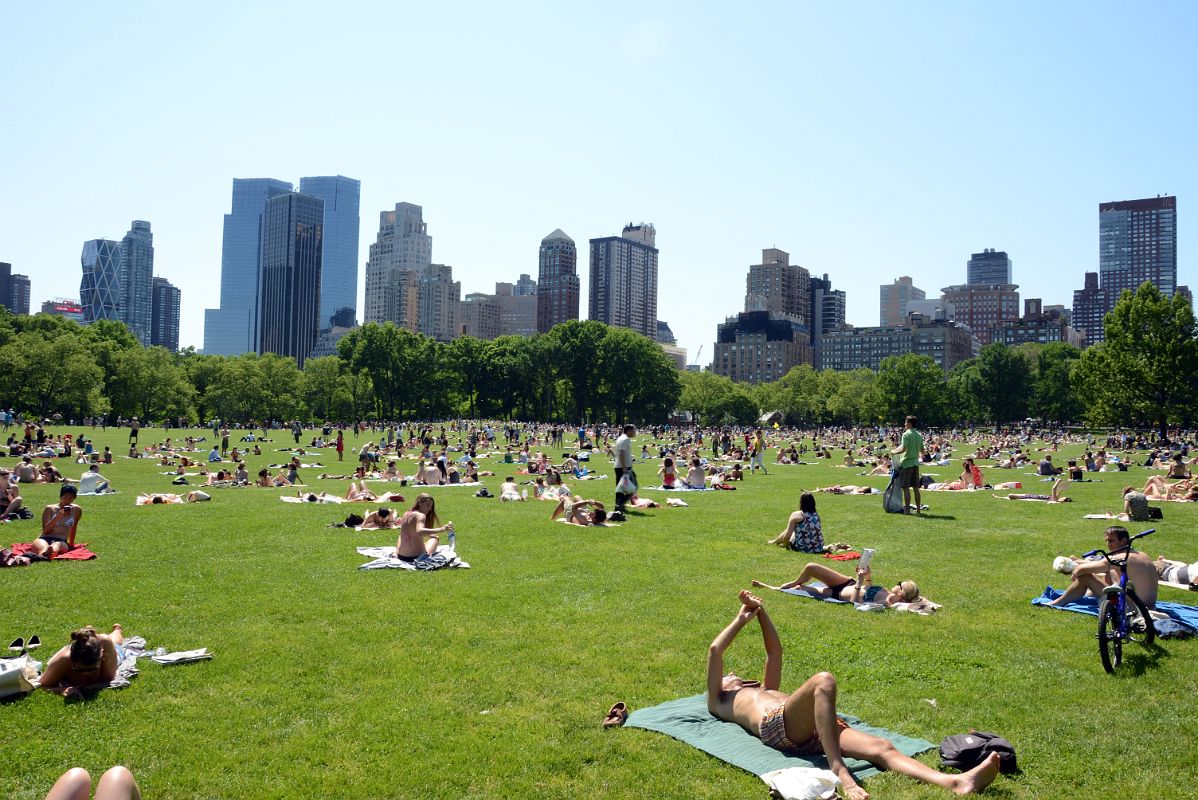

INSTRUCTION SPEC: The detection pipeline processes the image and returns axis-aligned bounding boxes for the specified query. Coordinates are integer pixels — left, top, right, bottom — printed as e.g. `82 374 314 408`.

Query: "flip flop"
602 702 629 728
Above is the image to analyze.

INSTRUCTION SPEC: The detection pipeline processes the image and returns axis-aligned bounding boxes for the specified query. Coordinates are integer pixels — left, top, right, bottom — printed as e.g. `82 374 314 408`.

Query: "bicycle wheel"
1097 596 1122 673
1126 590 1156 646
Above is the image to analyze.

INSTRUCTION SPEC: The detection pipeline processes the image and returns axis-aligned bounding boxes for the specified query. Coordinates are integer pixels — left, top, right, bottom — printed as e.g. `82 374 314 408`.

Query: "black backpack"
939 731 1017 774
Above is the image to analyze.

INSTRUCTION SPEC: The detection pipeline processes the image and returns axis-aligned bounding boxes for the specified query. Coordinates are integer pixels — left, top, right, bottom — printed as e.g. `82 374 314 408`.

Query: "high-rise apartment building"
879 276 925 327
0 263 31 315
712 310 813 384
967 249 1012 285
537 229 579 333
820 319 977 373
745 249 810 325
151 277 181 351
459 293 502 340
589 223 658 339
1100 196 1177 299
364 203 433 328
939 283 1020 345
1071 272 1107 346
299 176 361 329
990 298 1084 349
257 192 324 366
418 264 461 342
119 221 154 345
80 239 123 324
514 273 537 297
204 178 294 355
809 273 846 369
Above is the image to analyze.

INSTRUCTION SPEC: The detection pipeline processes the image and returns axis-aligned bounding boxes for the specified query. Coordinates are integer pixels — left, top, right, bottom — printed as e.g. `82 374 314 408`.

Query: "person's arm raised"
707 600 757 715
756 603 783 690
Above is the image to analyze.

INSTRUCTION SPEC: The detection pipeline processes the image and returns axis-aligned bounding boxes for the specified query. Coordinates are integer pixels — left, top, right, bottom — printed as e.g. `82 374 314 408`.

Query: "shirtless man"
419 460 443 486
35 485 82 556
397 493 453 558
708 591 1000 799
1048 526 1159 608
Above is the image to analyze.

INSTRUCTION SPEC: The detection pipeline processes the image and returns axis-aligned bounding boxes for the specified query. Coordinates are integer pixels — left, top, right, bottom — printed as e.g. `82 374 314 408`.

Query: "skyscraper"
809 273 846 369
879 276 925 326
0 263 31 315
745 248 810 325
204 178 294 355
364 203 433 328
120 220 154 345
80 239 122 324
418 264 460 342
1071 272 1107 346
939 283 1020 345
151 277 181 351
967 249 1012 285
299 176 361 329
537 229 579 333
588 223 658 339
1099 196 1177 299
257 192 324 366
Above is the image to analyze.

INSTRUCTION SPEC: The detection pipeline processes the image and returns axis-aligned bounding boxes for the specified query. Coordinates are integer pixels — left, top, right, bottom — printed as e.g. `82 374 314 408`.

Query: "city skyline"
3 3 1197 362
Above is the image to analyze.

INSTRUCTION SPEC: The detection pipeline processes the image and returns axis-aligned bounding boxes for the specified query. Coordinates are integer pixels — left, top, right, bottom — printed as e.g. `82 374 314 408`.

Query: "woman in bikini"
752 563 920 607
35 484 82 557
397 493 453 558
38 624 125 699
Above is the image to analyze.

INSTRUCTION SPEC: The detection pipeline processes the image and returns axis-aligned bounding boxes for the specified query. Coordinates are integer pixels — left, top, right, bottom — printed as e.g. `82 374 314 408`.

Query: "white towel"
151 647 213 665
760 766 840 799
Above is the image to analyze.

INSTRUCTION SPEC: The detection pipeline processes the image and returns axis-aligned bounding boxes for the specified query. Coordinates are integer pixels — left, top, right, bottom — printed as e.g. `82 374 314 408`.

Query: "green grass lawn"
2 427 1197 799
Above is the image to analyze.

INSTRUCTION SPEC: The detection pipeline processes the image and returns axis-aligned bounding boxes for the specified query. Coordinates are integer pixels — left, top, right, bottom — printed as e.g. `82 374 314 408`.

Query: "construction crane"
690 344 703 368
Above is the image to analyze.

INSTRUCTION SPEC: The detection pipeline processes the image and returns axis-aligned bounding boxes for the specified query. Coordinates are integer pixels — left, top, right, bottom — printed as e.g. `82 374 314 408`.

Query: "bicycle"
1083 528 1156 673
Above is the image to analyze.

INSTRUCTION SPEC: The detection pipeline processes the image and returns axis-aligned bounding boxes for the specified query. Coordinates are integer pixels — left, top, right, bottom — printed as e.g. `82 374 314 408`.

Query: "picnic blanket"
624 694 935 780
778 582 941 615
356 544 470 570
642 485 713 492
280 494 345 504
1032 586 1198 636
10 542 97 561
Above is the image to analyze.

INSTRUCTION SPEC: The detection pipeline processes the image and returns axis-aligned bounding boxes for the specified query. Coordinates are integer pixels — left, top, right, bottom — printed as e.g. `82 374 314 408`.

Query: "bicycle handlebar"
1083 529 1155 563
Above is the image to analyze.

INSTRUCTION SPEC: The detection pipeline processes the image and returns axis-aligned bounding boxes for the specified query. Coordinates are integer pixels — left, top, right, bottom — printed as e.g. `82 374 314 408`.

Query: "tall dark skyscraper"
80 239 122 323
120 220 154 345
0 263 31 315
298 176 360 329
537 229 579 333
967 249 1012 285
588 223 658 339
204 178 294 355
151 276 181 352
1071 272 1107 347
257 192 324 366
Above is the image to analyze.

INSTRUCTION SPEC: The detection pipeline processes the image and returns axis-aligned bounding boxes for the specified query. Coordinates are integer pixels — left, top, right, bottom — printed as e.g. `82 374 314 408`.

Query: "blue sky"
2 2 1196 362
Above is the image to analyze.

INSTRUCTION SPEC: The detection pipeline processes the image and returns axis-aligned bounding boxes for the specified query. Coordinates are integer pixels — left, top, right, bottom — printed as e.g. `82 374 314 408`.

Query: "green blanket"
625 694 936 779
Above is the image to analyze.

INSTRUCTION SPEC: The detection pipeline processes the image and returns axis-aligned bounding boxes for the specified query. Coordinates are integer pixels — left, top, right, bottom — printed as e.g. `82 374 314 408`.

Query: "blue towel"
1032 587 1198 637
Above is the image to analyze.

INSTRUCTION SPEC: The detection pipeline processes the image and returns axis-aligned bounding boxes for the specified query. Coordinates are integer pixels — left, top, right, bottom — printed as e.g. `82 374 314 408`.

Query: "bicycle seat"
1102 585 1123 597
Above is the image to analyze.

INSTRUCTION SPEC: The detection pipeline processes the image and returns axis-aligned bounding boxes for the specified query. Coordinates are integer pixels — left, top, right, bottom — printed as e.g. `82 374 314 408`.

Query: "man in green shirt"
891 415 924 515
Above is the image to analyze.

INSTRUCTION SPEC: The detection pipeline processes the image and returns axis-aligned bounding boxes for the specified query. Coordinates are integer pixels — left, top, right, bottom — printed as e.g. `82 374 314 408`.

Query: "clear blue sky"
3 1 1196 362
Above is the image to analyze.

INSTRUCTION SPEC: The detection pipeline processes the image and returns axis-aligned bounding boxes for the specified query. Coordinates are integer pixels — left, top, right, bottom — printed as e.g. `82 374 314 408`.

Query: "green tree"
109 346 195 422
302 356 345 422
448 336 494 418
874 354 947 425
549 320 607 422
974 343 1031 424
1031 342 1083 422
679 370 736 425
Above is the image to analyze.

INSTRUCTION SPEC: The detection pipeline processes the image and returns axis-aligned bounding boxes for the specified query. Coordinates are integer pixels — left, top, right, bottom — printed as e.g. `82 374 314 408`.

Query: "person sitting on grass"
0 468 25 521
15 455 40 483
766 492 823 552
658 457 677 488
684 457 707 489
397 493 454 558
40 460 64 483
551 495 608 526
1121 485 1152 521
35 484 81 557
996 479 1071 502
37 624 125 700
752 563 919 607
1048 525 1158 608
707 591 999 800
1155 555 1198 588
43 765 141 800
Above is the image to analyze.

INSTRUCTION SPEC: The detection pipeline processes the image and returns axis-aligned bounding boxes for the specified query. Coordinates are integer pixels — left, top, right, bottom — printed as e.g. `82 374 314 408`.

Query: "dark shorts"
898 465 920 489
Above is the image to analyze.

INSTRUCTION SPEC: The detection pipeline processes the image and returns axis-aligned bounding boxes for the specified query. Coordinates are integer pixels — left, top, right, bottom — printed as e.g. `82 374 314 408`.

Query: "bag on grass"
882 474 905 514
0 658 35 699
615 471 637 495
939 731 1017 774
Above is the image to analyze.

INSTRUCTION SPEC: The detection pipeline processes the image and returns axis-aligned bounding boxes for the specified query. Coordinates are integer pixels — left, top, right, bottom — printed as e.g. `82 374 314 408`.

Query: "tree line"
2 283 1191 432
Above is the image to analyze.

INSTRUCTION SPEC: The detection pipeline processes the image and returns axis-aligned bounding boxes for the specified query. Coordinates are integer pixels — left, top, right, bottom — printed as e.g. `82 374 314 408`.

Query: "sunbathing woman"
397 493 454 557
997 479 1071 502
1142 474 1195 500
345 480 378 502
1155 555 1198 588
814 484 875 495
766 492 823 552
35 484 82 557
752 563 920 607
255 469 274 487
38 624 125 699
551 495 608 526
659 457 677 488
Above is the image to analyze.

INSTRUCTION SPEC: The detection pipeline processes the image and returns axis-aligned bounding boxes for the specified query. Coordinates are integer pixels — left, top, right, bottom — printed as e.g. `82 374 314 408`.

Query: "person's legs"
768 511 802 546
94 766 141 800
781 672 865 799
837 728 1000 795
109 623 124 646
424 533 440 555
793 562 850 589
43 767 91 800
913 485 922 513
1048 573 1106 605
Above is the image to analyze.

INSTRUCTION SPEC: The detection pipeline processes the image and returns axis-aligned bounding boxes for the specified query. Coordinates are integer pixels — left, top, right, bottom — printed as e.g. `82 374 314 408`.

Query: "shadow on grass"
912 513 957 521
1126 641 1170 676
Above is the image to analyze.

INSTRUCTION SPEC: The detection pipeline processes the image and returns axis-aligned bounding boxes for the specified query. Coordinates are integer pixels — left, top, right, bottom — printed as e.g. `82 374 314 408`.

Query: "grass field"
2 427 1197 799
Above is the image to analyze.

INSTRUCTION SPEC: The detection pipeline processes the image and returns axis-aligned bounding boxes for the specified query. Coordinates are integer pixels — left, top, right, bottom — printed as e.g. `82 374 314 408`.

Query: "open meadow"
3 427 1197 799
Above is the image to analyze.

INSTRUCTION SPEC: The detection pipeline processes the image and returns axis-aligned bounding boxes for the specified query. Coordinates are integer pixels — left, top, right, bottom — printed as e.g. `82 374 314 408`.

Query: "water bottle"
447 530 456 550
521 488 528 500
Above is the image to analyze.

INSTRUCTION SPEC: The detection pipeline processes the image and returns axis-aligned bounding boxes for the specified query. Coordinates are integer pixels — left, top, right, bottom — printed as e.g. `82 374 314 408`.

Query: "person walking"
614 424 636 515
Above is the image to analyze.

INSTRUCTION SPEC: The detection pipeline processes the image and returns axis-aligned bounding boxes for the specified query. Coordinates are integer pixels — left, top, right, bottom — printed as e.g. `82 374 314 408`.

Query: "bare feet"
952 752 1000 795
835 770 869 800
750 579 767 588
738 590 763 610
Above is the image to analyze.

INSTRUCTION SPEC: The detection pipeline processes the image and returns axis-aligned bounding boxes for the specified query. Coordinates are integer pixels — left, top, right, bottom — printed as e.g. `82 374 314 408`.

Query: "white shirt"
615 434 633 469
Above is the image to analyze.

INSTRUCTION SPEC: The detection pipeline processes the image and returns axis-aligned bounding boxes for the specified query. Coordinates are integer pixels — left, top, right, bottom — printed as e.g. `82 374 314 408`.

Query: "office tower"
588 223 658 339
514 273 537 297
967 249 1013 285
712 311 813 384
879 276 925 326
151 277 181 351
364 202 433 328
257 192 324 366
745 249 810 324
537 229 579 333
119 221 154 345
0 263 31 315
41 299 85 322
939 283 1020 345
1100 196 1177 299
299 176 361 329
1071 272 1108 346
494 280 537 336
418 264 460 342
80 239 123 323
204 178 294 355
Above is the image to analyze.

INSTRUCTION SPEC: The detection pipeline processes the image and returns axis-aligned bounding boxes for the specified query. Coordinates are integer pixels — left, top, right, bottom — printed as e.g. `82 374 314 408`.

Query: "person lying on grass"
1141 475 1198 501
1155 555 1198 588
136 492 210 504
707 591 999 799
397 493 453 558
550 495 608 526
499 477 524 501
752 563 919 607
766 491 823 552
813 485 875 495
38 624 125 700
995 478 1071 502
35 484 81 557
1048 525 1158 608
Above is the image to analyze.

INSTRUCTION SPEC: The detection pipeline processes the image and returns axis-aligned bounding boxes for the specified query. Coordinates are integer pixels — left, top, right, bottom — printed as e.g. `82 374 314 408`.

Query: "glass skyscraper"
1099 196 1177 299
967 249 1012 285
588 224 659 340
257 192 324 366
80 239 123 323
204 178 293 355
152 276 181 352
299 175 360 330
120 220 155 345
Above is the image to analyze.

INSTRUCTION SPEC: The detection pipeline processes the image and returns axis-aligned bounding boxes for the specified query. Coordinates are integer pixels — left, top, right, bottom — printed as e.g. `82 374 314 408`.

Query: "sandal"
602 702 629 728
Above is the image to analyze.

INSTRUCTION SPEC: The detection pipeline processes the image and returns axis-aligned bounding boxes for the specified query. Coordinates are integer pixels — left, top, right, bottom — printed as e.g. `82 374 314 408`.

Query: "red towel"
824 552 861 560
11 542 97 560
